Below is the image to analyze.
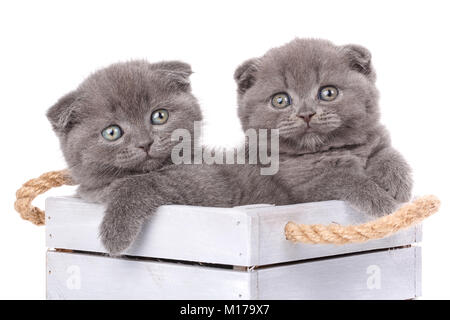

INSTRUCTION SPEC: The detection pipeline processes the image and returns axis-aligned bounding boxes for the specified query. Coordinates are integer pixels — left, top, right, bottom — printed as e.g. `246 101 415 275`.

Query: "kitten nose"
137 141 153 153
297 112 316 124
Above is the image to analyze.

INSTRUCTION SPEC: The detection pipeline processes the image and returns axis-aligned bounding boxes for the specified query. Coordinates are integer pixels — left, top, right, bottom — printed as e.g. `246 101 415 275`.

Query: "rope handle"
14 170 440 245
285 195 440 244
14 169 74 225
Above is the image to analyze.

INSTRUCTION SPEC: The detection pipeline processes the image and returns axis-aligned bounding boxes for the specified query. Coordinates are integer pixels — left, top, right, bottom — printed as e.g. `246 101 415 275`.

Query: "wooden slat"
46 251 251 300
415 246 422 297
46 196 420 266
256 246 420 300
46 196 251 266
245 201 421 265
46 247 420 300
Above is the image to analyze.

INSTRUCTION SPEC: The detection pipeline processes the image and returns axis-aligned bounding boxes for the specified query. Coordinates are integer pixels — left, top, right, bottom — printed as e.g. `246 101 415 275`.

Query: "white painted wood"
256 246 420 300
47 247 420 300
46 196 420 266
47 250 252 300
46 196 251 265
245 201 421 265
415 246 422 297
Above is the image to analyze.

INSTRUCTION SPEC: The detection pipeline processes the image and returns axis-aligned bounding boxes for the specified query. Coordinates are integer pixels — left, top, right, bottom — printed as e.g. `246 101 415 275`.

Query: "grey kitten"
47 60 201 202
48 60 291 254
234 38 412 216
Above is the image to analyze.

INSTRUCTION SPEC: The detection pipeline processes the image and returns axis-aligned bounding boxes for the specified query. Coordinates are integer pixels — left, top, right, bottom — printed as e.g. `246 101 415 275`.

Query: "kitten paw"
345 180 401 217
99 208 142 255
371 173 412 203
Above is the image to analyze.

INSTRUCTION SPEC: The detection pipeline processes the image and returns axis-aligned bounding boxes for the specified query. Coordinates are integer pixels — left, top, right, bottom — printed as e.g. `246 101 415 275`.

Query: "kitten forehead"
261 39 347 85
78 61 180 116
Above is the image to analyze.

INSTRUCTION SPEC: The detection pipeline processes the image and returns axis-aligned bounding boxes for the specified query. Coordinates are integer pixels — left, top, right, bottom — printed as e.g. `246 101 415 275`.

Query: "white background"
0 0 449 299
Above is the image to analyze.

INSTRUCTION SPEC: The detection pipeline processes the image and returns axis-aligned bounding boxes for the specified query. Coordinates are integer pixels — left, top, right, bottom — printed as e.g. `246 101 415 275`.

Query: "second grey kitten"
234 38 413 216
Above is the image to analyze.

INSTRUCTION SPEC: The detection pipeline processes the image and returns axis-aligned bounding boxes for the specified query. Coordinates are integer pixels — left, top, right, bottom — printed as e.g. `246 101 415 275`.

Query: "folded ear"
342 44 375 80
152 60 192 76
234 58 260 94
46 91 82 135
152 60 193 91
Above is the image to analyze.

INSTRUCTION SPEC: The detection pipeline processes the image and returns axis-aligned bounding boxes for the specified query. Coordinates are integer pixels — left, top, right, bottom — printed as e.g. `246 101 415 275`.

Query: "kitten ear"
46 91 82 135
152 61 192 75
152 60 193 91
342 44 375 80
234 58 260 94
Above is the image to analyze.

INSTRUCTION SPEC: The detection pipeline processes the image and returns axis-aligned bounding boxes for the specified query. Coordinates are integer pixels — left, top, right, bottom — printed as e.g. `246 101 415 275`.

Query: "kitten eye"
151 109 169 125
101 125 122 141
271 92 291 109
319 86 339 101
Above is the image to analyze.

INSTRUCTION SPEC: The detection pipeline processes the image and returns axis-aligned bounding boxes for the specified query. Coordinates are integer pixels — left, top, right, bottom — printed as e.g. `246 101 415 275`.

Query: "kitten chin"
280 132 327 154
140 158 167 172
298 132 326 151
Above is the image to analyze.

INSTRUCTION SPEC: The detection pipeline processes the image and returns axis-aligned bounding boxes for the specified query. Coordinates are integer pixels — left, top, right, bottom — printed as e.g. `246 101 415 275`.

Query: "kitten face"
47 60 202 182
235 39 380 153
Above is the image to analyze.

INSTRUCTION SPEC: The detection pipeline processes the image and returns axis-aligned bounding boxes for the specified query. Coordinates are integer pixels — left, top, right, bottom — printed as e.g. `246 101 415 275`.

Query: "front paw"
99 207 142 255
345 180 400 217
370 168 413 203
371 173 412 203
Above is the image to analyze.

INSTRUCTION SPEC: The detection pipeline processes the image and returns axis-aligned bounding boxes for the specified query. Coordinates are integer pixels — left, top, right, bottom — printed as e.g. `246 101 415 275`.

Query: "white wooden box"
46 196 422 300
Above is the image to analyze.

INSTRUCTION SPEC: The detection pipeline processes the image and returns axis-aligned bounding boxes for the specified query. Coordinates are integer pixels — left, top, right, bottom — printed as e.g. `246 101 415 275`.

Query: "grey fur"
47 60 201 202
234 38 412 216
48 60 291 254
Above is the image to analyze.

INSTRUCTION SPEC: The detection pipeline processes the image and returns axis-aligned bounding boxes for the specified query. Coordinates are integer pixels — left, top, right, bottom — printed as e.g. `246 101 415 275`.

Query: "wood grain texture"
46 250 252 300
245 201 422 265
46 196 421 266
46 196 251 265
46 247 420 300
256 246 420 299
